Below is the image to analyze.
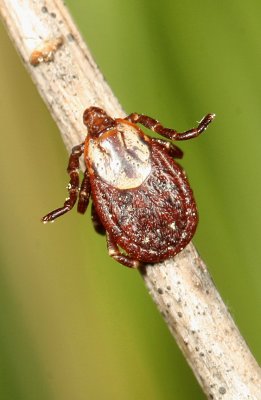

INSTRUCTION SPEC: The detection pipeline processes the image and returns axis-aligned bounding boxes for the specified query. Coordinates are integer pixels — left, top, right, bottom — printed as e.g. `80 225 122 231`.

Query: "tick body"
42 107 215 268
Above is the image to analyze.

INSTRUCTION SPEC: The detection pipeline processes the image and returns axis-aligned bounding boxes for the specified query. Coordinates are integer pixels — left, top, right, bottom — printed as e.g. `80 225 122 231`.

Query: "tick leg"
151 138 183 159
106 232 141 268
42 143 84 223
91 203 106 235
125 113 215 141
77 169 91 214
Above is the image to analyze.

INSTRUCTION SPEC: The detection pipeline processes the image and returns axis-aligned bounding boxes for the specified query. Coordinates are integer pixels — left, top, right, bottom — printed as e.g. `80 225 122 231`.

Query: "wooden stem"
1 1 260 399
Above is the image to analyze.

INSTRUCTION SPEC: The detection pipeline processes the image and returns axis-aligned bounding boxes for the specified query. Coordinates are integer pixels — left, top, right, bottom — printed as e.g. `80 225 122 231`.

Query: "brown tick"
42 107 215 268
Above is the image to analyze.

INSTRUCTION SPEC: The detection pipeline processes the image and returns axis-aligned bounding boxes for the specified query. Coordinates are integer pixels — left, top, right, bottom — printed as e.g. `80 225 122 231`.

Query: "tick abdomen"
90 143 198 262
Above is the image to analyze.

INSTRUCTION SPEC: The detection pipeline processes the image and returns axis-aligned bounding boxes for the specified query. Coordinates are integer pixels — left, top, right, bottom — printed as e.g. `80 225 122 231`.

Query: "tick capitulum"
42 107 215 268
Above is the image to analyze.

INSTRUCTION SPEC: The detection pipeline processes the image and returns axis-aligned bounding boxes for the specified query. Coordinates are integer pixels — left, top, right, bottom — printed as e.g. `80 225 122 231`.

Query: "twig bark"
1 1 260 399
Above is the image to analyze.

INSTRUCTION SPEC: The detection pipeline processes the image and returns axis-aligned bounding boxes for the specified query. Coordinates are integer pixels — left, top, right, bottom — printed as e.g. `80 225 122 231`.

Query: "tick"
42 107 215 268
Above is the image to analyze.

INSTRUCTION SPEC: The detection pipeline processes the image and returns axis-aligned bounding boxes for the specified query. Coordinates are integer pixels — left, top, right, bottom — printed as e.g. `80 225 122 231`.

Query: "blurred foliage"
0 1 260 399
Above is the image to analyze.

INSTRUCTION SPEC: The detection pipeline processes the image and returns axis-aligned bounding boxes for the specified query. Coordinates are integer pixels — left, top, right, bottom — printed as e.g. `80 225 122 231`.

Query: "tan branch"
1 1 260 399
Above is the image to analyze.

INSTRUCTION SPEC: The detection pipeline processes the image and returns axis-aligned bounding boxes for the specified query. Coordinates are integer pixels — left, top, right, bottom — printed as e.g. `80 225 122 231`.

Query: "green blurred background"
0 1 260 399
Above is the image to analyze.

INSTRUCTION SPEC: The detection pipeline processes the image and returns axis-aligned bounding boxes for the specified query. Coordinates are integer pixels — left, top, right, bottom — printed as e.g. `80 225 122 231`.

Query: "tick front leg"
151 138 183 159
125 112 215 141
42 143 84 223
106 232 141 268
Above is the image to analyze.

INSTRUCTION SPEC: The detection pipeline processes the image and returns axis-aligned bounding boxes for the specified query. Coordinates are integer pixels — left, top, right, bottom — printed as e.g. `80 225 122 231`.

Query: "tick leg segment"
77 169 91 214
151 138 183 159
42 143 84 223
125 113 215 141
91 203 106 235
106 232 141 268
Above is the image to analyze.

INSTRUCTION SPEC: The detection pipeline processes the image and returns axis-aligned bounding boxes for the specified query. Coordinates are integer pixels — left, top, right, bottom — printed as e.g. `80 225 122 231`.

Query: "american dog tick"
42 107 215 268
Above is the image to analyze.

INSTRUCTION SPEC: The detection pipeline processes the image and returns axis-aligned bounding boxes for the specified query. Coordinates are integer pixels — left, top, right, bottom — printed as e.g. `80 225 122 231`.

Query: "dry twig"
1 1 260 399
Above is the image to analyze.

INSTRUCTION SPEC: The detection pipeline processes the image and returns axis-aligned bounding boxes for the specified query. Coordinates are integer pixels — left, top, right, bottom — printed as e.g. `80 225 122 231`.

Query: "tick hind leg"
42 143 86 223
91 203 106 235
106 232 141 268
125 112 215 141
